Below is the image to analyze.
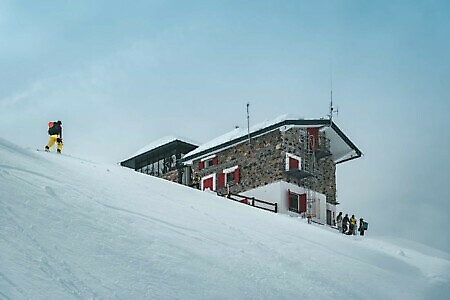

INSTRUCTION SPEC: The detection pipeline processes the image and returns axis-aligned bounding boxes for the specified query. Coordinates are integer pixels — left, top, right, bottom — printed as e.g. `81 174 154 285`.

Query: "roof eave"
330 122 363 163
122 139 198 164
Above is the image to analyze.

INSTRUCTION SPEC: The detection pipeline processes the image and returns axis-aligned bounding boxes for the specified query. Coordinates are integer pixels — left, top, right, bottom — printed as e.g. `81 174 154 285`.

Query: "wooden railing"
220 192 278 213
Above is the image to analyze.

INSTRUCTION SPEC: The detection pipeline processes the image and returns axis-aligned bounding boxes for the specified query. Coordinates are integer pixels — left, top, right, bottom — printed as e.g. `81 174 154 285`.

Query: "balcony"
313 135 332 160
286 168 314 179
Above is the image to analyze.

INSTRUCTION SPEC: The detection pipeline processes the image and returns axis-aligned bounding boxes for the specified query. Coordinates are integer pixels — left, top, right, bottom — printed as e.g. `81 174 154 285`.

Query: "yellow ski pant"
46 135 63 152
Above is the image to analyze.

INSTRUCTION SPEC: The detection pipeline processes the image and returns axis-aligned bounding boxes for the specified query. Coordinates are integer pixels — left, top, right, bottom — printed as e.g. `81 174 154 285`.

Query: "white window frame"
223 165 238 186
201 173 216 191
201 154 217 168
285 153 302 171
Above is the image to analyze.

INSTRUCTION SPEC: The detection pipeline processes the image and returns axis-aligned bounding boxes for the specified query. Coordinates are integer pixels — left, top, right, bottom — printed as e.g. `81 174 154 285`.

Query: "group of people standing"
336 212 367 236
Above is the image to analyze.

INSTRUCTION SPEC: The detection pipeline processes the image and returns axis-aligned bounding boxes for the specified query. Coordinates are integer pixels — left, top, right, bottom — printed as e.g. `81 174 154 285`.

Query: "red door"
307 128 319 151
203 177 214 191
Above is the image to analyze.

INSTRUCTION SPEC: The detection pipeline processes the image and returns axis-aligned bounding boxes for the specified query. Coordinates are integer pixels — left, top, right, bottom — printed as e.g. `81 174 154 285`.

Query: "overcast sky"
1 0 449 252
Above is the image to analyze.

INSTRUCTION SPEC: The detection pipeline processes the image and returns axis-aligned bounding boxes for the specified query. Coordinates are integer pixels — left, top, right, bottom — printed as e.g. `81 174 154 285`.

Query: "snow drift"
0 137 449 299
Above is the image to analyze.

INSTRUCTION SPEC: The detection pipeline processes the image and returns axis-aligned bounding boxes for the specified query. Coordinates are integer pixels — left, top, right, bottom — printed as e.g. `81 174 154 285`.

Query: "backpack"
363 222 368 230
48 121 59 135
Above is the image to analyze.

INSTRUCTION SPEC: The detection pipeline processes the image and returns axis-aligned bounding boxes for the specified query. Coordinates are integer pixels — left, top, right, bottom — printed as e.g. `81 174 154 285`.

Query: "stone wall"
192 129 285 195
191 127 336 203
161 170 179 183
281 128 336 203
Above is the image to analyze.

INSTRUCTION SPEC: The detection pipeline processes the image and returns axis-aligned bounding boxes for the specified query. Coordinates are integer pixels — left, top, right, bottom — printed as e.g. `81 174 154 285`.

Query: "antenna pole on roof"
328 89 339 125
328 66 339 125
247 102 251 147
328 64 334 125
329 90 334 124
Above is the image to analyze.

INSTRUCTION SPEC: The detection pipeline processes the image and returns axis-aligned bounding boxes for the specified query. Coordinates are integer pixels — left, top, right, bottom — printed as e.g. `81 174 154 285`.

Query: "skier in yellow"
45 120 63 154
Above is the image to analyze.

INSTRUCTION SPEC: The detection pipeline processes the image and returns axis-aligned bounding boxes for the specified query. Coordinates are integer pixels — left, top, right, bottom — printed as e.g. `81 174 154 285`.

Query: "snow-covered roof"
184 114 304 159
127 135 199 161
182 114 362 164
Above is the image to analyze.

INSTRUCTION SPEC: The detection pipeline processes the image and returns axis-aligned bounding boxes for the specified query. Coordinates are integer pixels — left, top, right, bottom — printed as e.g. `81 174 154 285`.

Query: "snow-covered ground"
1 137 449 300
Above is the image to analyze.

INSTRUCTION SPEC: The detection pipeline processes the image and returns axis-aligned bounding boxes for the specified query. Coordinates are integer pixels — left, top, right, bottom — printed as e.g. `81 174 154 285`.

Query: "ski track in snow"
94 201 200 236
2 201 97 299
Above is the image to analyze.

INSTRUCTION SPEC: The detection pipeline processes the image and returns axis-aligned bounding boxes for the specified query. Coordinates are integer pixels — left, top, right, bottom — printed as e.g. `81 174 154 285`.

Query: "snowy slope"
0 138 449 300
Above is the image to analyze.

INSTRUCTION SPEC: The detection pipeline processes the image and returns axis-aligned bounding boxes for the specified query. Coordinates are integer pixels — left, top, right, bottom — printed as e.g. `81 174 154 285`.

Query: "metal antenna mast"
247 102 251 146
328 68 338 124
329 90 334 122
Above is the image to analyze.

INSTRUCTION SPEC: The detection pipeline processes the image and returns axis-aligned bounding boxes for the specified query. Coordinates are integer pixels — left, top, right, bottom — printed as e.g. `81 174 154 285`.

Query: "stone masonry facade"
281 127 336 204
191 126 337 204
161 170 179 183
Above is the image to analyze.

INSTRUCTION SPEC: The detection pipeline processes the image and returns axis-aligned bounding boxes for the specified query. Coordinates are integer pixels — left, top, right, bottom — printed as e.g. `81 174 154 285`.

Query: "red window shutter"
212 156 219 165
199 161 204 170
289 157 299 170
299 194 307 213
287 190 291 208
234 168 240 184
218 173 225 188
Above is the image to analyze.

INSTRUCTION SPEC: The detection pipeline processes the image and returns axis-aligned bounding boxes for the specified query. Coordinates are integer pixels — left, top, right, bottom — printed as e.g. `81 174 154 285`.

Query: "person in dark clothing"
359 218 366 236
342 214 350 234
45 121 63 153
336 212 343 232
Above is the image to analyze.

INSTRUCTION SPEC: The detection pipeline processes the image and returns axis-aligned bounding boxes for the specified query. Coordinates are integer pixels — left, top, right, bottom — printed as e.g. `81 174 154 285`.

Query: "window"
199 155 218 170
289 193 298 212
143 165 150 174
288 190 306 213
136 153 181 177
170 155 177 168
158 158 164 175
151 161 158 176
285 153 301 171
204 158 215 168
217 166 240 189
226 172 235 183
